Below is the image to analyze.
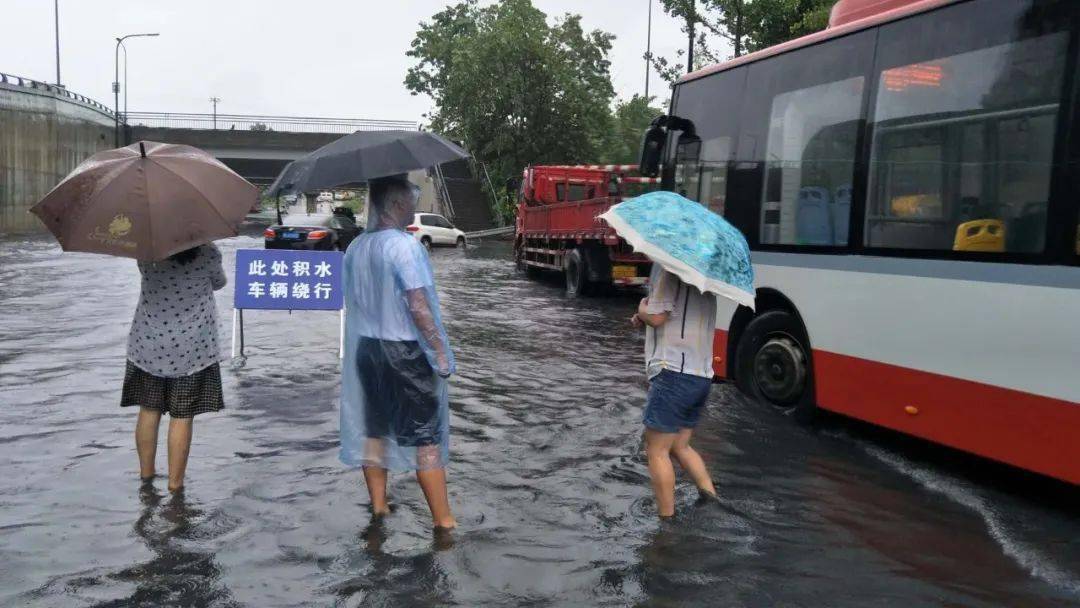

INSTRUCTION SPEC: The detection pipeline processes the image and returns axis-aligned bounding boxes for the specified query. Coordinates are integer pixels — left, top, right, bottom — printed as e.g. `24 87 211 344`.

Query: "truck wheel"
734 310 815 420
565 248 591 297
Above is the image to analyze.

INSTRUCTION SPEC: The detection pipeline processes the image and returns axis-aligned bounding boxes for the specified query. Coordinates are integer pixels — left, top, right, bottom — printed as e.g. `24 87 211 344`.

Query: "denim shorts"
643 369 713 433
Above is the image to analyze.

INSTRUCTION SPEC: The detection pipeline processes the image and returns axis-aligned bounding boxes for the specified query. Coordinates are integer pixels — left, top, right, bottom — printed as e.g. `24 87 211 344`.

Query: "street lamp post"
645 0 652 99
54 0 61 86
117 40 128 121
114 32 159 147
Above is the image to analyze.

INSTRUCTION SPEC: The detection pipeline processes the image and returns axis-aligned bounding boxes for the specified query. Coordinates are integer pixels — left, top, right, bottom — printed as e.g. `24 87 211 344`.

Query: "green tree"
649 0 832 83
406 0 617 213
598 95 665 165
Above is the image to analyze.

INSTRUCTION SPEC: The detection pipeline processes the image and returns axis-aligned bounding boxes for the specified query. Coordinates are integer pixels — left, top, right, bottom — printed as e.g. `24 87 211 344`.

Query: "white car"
406 213 467 249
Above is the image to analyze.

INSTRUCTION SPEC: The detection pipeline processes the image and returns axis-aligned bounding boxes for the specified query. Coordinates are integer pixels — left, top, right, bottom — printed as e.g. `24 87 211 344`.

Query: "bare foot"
433 518 457 530
168 484 184 494
432 525 455 551
369 503 393 518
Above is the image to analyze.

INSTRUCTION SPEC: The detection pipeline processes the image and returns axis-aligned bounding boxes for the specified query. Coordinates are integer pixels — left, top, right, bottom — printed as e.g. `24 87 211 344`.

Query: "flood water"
1 232 1078 607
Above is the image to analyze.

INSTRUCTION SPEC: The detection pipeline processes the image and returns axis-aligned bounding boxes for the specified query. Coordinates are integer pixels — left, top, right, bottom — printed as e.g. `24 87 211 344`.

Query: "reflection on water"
119 485 233 606
0 233 1077 607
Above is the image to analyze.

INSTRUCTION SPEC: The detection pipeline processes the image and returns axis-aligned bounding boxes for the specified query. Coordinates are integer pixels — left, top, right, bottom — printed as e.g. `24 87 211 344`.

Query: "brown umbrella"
31 141 257 261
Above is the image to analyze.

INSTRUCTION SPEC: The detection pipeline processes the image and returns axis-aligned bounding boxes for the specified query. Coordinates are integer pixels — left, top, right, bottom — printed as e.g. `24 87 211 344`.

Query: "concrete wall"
129 126 339 184
129 125 339 152
0 80 114 233
410 169 445 215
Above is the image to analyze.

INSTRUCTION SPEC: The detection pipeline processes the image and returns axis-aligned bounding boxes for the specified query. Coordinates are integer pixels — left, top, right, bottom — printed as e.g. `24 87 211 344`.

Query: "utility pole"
54 0 61 86
645 0 652 99
210 97 221 129
687 0 695 74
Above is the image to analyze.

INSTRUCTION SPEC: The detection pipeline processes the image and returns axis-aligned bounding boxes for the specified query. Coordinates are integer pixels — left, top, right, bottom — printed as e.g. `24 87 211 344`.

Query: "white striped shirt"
644 267 717 380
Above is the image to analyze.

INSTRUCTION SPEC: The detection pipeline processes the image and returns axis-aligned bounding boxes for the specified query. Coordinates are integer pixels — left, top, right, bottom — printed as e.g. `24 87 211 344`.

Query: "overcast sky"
4 0 708 122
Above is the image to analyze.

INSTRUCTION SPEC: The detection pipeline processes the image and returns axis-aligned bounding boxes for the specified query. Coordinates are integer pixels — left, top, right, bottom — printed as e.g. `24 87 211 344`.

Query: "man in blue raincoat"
340 175 456 530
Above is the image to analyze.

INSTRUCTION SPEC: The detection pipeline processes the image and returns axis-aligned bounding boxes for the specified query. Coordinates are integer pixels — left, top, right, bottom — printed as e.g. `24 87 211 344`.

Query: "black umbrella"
267 129 469 197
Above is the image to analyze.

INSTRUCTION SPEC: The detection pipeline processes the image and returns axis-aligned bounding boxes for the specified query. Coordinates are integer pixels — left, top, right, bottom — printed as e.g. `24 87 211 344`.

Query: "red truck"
514 164 659 296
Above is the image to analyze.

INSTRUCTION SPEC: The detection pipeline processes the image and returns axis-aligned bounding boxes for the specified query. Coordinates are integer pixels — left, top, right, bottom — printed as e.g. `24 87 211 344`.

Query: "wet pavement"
1 233 1078 607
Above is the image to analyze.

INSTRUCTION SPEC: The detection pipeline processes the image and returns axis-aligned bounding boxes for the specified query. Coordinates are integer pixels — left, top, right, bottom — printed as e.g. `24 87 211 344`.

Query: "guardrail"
466 226 515 239
123 112 418 134
0 71 115 117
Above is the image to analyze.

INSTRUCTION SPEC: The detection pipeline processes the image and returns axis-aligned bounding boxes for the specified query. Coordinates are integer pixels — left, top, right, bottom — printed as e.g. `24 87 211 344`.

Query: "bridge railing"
124 112 418 134
0 71 115 117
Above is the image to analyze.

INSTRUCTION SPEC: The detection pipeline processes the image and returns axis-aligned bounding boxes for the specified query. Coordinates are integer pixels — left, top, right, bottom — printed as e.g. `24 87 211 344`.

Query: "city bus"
641 0 1080 484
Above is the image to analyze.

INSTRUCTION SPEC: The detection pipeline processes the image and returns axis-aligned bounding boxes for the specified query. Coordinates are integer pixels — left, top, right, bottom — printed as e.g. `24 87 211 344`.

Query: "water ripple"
0 233 1076 607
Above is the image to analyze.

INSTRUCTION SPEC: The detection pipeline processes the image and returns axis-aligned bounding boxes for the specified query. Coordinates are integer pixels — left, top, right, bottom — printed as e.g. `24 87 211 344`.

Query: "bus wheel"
565 248 591 297
735 310 815 420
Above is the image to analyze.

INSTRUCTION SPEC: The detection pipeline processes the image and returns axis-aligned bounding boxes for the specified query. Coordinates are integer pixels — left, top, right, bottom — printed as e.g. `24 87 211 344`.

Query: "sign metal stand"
230 249 345 359
230 307 341 358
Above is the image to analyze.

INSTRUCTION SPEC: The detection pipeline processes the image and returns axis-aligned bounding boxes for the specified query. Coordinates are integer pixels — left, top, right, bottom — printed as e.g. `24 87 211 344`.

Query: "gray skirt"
120 360 224 418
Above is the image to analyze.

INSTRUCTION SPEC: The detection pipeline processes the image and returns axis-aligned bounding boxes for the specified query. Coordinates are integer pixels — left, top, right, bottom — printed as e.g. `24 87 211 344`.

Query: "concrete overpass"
125 112 418 184
0 70 496 233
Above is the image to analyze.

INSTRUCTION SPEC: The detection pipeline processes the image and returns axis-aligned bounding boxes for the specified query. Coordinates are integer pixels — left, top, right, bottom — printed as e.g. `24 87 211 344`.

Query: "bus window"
865 0 1069 255
735 29 873 247
675 138 733 215
759 77 863 246
669 67 747 218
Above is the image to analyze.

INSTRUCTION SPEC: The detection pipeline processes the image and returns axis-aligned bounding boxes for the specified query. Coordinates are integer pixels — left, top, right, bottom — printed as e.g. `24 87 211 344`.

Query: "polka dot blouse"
127 244 227 378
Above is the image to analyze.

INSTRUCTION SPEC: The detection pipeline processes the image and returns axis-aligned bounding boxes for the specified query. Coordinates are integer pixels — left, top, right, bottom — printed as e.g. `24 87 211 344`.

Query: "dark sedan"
264 212 360 251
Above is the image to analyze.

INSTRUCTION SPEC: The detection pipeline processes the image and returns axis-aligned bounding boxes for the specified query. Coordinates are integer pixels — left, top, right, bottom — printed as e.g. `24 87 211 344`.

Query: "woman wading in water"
121 244 227 492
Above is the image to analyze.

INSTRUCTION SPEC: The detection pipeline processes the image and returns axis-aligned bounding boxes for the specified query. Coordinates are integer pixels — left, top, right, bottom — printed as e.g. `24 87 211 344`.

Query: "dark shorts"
120 360 224 418
643 369 713 433
356 337 441 447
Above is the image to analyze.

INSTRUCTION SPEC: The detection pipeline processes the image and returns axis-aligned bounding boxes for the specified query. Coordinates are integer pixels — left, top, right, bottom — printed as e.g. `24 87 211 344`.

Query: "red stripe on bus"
814 350 1080 485
712 329 729 379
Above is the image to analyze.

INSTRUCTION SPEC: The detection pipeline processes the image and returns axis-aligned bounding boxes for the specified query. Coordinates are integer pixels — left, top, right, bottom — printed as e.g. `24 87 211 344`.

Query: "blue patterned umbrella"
599 191 755 308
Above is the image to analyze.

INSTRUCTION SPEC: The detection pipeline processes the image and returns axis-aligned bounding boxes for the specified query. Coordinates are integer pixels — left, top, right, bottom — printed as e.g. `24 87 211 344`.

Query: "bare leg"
363 466 390 515
670 428 716 497
416 446 455 528
135 407 162 480
166 417 193 492
644 429 679 517
416 468 455 529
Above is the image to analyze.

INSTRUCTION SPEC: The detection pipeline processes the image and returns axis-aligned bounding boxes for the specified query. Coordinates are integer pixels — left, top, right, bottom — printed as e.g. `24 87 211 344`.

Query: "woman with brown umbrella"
33 141 256 492
124 244 228 491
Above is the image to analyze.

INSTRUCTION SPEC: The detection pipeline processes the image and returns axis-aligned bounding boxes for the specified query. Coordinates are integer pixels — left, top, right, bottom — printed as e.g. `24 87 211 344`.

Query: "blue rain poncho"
339 225 454 472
